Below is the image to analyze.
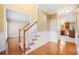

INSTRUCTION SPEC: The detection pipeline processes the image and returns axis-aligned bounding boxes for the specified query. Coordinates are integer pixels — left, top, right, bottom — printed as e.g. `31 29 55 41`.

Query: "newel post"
18 29 20 53
23 29 26 54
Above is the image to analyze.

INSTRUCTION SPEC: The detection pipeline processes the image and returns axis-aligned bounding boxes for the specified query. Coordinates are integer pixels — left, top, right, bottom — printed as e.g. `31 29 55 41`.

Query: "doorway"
59 9 76 42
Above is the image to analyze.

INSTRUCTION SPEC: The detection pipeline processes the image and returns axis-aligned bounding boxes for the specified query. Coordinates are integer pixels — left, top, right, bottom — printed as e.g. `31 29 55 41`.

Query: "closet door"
0 5 4 32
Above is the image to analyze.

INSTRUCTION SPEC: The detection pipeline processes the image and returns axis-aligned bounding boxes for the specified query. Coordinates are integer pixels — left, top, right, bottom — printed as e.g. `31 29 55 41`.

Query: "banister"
18 20 37 54
19 23 30 31
24 21 37 32
23 29 26 54
23 20 37 54
18 23 29 53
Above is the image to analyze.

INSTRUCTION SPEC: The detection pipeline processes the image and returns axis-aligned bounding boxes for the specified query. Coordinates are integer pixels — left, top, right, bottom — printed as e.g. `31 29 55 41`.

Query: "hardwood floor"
0 50 6 55
0 37 77 55
28 41 77 55
7 37 23 55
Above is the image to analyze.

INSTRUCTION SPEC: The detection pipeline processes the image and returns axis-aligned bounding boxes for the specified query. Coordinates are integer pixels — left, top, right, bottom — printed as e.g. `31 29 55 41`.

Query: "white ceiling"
38 4 77 15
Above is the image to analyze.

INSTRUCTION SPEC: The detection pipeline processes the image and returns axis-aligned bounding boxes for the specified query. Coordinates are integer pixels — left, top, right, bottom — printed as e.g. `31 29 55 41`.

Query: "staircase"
18 20 40 54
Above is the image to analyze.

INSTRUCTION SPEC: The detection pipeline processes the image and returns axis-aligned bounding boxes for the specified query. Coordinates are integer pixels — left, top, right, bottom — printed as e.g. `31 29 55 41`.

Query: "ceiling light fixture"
61 8 73 13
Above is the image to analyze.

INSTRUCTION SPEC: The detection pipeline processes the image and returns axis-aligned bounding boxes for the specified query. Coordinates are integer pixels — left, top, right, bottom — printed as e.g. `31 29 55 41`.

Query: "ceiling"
38 4 77 15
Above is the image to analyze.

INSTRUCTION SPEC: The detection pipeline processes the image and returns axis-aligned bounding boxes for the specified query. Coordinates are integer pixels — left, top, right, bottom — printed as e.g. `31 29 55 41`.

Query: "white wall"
48 31 58 43
7 20 28 37
50 15 58 43
50 19 57 31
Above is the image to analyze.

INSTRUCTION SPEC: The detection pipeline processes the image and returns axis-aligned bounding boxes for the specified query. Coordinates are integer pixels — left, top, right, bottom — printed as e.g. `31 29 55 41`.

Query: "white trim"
4 8 8 40
4 8 8 53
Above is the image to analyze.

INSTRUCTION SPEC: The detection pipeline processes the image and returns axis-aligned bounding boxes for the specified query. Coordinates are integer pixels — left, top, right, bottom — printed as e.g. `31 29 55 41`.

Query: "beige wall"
50 13 58 31
4 4 36 21
50 13 57 19
0 5 4 32
37 8 58 31
37 9 50 31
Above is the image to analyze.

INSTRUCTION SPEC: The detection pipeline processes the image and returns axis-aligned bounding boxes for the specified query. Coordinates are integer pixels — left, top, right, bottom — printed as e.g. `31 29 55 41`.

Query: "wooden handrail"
25 21 37 32
18 29 20 52
19 23 30 31
23 29 26 54
18 22 30 53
